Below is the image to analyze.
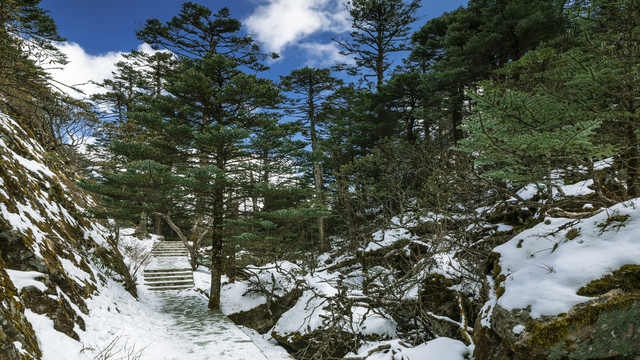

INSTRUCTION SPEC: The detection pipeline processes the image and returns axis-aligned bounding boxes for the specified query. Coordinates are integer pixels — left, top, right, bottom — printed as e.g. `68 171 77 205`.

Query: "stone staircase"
143 241 194 291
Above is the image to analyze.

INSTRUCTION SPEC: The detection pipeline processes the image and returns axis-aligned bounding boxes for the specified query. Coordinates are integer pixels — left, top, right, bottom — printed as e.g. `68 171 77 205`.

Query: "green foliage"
136 2 276 66
408 0 566 147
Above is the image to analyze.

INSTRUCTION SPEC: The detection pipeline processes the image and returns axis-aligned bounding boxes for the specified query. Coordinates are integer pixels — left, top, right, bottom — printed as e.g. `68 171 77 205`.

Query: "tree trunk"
135 211 148 236
625 125 640 198
162 212 209 271
208 148 226 310
154 213 163 235
451 89 464 146
309 104 327 252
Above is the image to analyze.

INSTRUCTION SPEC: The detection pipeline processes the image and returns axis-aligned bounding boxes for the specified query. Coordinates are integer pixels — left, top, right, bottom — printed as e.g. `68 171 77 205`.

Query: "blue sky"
41 0 468 95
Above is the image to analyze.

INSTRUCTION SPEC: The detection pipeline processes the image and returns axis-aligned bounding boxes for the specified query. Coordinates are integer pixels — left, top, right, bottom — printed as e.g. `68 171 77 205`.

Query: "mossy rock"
480 292 640 360
577 265 640 297
473 325 519 360
21 285 86 341
228 288 303 334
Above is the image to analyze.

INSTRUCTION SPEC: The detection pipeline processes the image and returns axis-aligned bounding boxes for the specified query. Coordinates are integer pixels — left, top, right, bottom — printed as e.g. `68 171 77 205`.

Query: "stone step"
147 280 194 287
145 241 194 291
144 271 193 278
146 278 193 283
148 284 194 291
144 268 192 273
145 275 193 282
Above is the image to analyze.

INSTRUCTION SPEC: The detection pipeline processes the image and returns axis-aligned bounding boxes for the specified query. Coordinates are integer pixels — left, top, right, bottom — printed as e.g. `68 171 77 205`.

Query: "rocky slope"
0 112 131 360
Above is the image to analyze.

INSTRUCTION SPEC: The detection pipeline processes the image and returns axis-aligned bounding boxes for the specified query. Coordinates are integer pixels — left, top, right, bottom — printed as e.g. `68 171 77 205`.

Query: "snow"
241 327 294 359
427 312 473 333
220 280 268 314
560 179 594 197
353 307 398 337
594 158 613 170
1 110 287 359
59 258 93 284
10 151 55 178
480 276 496 328
513 178 596 202
18 246 285 360
512 324 525 334
146 255 191 271
367 227 414 252
305 269 339 296
516 184 539 200
494 199 640 318
273 290 328 334
5 269 48 292
346 338 472 360
24 309 84 360
365 213 424 252
12 341 24 354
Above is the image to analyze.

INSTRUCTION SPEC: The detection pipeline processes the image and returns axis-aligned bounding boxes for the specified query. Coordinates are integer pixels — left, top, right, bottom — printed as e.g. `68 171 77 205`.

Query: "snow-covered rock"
475 199 640 359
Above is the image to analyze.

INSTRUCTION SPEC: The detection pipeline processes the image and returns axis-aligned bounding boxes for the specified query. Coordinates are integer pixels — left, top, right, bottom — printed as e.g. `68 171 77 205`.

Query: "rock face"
474 262 640 360
0 113 130 359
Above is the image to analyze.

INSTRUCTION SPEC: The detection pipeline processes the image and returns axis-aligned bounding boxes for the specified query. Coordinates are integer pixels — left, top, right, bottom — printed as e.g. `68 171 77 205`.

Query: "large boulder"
474 199 640 360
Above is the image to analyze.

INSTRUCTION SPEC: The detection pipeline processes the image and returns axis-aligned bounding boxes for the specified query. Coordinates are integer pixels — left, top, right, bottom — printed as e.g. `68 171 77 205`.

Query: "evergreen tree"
335 0 421 89
409 0 566 146
459 46 611 205
461 0 640 203
280 67 342 251
134 3 280 309
563 0 640 197
0 0 71 147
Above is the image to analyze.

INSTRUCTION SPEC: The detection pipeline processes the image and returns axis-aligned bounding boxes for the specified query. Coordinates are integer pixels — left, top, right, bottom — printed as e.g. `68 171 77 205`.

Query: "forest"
1 0 640 359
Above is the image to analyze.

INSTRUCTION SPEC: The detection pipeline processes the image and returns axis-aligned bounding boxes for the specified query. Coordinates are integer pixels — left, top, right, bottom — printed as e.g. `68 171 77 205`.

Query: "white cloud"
46 42 159 98
244 0 350 54
299 42 353 67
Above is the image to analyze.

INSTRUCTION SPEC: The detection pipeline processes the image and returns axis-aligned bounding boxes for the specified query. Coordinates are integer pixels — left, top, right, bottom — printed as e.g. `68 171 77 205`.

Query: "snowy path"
137 290 271 360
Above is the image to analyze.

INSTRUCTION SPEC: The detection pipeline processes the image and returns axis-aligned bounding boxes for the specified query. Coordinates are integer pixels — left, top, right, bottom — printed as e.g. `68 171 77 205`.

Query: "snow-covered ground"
8 229 291 360
193 259 473 360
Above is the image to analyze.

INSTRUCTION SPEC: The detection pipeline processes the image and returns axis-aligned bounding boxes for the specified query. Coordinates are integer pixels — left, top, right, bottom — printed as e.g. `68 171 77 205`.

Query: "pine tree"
409 0 566 146
563 0 640 197
134 3 280 309
459 47 611 204
280 67 342 251
335 0 421 89
0 0 71 147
